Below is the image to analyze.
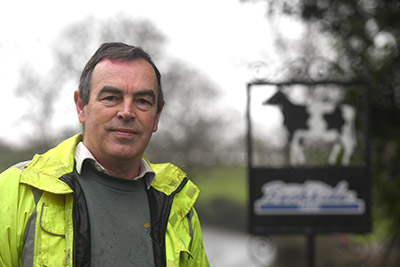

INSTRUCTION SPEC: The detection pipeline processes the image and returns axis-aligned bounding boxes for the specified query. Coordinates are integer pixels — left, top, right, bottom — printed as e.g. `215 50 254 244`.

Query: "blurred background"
1 0 400 266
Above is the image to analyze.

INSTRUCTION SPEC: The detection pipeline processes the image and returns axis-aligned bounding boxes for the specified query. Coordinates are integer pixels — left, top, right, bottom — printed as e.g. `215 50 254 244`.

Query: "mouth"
111 128 138 138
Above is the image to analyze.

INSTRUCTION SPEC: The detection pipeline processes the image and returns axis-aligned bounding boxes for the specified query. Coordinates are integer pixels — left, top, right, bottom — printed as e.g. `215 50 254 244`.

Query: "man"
0 42 209 266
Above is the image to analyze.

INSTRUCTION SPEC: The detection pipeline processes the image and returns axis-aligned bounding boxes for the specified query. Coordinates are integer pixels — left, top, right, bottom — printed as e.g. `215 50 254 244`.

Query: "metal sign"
247 81 371 234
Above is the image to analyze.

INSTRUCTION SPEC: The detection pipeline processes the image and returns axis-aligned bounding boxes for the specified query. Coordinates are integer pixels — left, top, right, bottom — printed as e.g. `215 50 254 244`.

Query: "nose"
117 100 135 121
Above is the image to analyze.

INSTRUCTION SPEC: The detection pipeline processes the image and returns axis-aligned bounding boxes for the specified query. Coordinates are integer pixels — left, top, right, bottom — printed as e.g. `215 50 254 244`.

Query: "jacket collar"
19 133 196 199
20 134 82 194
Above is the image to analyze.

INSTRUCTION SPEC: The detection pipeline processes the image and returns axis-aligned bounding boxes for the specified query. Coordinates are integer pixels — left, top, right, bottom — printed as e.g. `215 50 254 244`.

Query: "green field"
189 165 248 230
191 165 248 206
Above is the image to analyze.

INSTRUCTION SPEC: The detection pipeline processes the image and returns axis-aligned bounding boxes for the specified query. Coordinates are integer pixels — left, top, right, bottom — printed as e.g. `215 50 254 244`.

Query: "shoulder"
0 162 26 188
148 162 186 192
149 162 200 198
0 134 82 193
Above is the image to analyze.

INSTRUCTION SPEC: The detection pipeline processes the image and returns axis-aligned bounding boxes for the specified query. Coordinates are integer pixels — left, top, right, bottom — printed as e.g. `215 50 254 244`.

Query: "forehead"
91 58 158 92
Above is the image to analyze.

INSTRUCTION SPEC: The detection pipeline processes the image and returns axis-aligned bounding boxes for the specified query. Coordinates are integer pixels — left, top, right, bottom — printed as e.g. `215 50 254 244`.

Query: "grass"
190 165 248 206
189 165 249 230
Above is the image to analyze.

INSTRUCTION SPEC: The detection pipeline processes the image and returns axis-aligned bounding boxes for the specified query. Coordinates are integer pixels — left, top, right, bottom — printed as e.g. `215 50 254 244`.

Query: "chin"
108 148 142 160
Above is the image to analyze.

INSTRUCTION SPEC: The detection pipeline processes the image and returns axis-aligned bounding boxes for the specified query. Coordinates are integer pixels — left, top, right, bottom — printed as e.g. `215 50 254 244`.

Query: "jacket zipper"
159 178 189 266
59 175 78 267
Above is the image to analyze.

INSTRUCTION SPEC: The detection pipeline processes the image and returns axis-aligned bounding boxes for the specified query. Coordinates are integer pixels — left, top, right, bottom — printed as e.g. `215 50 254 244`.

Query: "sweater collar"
74 142 155 189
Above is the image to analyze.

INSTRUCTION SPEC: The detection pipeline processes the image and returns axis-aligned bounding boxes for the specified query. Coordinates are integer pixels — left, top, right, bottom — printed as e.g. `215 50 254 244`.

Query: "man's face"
75 58 162 166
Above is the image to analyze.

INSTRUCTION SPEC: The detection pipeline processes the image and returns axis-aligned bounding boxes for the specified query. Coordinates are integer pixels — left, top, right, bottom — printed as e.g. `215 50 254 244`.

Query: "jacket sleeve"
0 167 35 267
189 208 209 267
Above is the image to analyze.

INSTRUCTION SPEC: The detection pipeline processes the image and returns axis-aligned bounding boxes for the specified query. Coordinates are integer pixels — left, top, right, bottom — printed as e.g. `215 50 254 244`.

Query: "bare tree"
146 59 228 169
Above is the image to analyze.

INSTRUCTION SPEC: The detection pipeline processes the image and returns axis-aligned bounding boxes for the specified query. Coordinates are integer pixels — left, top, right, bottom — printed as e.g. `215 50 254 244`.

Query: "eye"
136 98 153 111
139 98 150 105
100 95 121 106
104 96 116 101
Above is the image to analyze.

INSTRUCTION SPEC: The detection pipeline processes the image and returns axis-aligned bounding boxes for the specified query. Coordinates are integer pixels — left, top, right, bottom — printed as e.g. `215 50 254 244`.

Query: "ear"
152 103 164 132
74 90 86 124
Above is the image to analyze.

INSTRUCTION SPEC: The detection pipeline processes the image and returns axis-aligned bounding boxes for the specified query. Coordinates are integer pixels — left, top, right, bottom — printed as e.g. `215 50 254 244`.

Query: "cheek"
86 106 115 125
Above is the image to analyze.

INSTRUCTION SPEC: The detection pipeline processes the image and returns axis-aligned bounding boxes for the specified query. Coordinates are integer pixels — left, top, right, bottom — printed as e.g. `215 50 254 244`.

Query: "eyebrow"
97 86 123 98
97 86 156 102
134 89 156 103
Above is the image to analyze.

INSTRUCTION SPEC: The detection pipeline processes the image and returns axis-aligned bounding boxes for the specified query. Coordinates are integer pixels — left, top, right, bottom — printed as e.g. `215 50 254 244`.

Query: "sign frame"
247 80 371 235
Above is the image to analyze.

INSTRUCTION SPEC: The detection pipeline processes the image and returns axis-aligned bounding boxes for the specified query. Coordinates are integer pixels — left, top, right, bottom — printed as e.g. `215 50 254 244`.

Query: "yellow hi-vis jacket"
0 134 209 267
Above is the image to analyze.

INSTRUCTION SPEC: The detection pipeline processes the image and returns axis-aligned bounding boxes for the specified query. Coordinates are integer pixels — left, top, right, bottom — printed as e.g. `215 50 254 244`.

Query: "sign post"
246 81 371 266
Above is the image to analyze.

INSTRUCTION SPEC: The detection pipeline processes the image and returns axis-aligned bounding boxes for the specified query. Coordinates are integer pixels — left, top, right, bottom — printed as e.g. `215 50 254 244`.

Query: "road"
202 226 276 267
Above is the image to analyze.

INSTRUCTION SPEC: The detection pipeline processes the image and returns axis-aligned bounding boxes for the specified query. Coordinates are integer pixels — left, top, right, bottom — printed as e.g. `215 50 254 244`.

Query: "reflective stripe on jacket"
0 134 209 267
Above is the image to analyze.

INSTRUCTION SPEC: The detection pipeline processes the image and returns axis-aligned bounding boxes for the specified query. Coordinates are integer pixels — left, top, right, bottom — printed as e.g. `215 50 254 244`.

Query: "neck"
99 157 142 180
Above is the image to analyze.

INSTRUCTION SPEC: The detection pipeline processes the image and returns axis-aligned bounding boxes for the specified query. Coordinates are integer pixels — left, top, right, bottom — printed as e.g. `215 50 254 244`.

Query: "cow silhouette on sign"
264 90 357 166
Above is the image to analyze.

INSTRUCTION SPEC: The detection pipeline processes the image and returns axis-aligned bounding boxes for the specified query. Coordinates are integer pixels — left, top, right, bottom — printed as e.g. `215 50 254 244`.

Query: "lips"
111 128 138 137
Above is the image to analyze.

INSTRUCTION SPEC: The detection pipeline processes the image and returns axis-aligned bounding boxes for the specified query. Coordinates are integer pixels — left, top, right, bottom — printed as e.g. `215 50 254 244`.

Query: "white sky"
0 0 304 145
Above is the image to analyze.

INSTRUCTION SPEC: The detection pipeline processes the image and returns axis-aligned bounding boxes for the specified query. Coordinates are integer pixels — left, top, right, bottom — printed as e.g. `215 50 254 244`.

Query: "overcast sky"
0 0 304 144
